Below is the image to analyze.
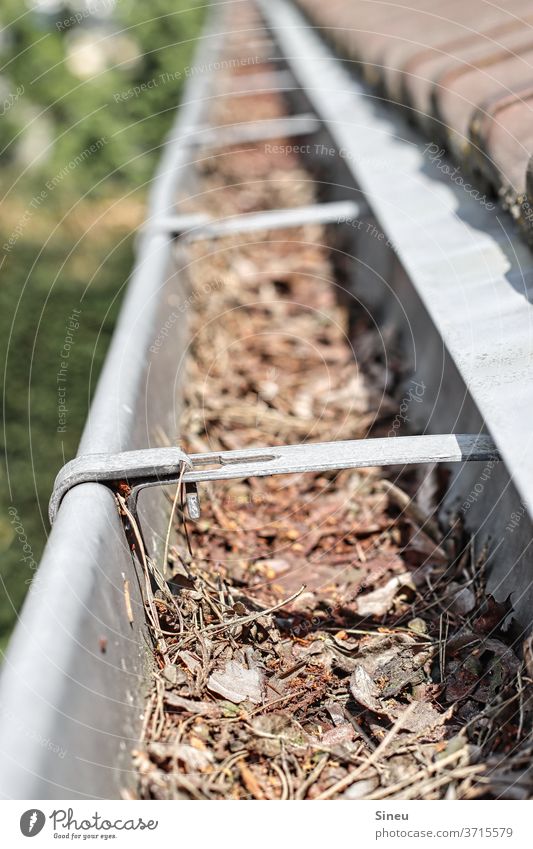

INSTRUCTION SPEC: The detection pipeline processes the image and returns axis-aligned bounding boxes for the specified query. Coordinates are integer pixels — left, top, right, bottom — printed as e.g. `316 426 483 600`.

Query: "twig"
315 702 418 799
295 754 329 799
271 759 290 800
239 759 266 800
381 479 447 553
361 746 471 800
162 461 188 573
122 572 134 626
200 585 306 636
117 494 168 657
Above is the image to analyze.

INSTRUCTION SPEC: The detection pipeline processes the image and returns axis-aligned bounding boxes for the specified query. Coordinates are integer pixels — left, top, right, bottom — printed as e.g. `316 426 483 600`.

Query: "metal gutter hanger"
50 433 500 527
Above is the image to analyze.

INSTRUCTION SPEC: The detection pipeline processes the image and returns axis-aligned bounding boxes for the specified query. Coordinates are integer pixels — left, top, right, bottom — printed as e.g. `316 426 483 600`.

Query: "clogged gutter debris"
131 27 532 802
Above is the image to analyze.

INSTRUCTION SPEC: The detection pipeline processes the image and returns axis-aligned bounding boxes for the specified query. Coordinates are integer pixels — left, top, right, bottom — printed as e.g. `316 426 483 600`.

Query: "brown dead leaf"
208 659 264 704
164 694 220 717
341 775 380 799
177 650 202 675
174 744 214 772
473 594 513 633
355 634 416 676
392 701 447 735
356 573 414 617
147 741 214 772
320 724 356 747
239 760 266 799
448 583 476 616
349 664 384 713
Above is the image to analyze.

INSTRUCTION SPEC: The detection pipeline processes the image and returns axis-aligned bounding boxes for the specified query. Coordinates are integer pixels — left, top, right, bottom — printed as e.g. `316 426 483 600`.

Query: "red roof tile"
298 0 533 233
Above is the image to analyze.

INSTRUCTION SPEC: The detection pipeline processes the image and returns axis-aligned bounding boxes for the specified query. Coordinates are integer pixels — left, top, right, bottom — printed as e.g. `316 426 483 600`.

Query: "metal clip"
184 481 201 520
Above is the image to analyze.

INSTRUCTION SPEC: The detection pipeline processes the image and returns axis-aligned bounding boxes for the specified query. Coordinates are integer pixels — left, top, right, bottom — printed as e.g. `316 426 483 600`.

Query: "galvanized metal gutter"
2 0 532 802
0 7 226 800
259 0 533 633
259 0 533 515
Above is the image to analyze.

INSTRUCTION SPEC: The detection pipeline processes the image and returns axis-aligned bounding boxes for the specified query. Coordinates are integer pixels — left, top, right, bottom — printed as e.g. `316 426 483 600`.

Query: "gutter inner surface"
129 1 532 802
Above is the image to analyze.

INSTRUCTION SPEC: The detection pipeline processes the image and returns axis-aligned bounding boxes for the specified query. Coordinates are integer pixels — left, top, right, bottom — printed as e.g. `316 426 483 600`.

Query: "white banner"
1 799 531 848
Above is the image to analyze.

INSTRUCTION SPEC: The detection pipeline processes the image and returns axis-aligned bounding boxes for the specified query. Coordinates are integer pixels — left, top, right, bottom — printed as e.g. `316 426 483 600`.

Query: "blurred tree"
0 0 205 188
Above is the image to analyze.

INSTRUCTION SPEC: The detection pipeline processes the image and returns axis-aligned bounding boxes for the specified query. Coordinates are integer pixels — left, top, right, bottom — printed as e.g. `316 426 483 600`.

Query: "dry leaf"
208 659 264 704
448 584 476 616
174 744 214 772
164 694 220 717
356 573 414 617
341 775 380 799
392 701 445 734
321 724 355 747
349 664 384 713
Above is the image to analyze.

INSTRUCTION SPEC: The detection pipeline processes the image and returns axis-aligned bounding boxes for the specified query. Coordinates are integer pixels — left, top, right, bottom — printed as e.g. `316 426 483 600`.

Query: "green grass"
0 0 206 650
0 208 131 643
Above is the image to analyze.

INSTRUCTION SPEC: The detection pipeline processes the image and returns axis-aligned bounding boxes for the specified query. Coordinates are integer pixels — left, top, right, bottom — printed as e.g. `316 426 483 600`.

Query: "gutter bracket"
49 433 500 529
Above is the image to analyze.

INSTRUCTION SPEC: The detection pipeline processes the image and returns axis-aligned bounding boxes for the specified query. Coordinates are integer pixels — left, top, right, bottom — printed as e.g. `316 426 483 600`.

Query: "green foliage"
0 0 205 190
